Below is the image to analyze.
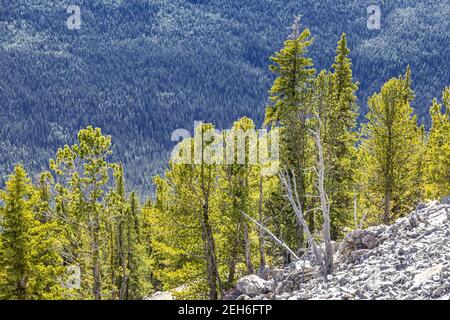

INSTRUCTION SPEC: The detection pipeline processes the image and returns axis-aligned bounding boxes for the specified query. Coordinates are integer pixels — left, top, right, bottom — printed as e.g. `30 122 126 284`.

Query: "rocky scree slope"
231 201 450 300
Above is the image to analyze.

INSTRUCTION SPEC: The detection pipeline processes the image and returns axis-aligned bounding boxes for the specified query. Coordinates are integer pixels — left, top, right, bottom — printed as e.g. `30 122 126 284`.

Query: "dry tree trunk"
277 116 334 277
257 175 266 275
280 170 324 268
311 127 333 275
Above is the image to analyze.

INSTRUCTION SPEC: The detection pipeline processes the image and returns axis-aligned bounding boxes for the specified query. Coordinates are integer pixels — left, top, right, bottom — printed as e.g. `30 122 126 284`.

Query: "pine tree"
425 87 450 199
125 192 149 300
322 33 359 238
220 117 259 286
0 166 64 300
50 126 117 300
265 18 316 250
359 70 422 225
148 123 223 299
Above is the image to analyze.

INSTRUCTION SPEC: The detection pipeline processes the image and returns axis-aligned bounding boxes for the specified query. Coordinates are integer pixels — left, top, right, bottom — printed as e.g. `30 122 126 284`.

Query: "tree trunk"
384 189 391 225
243 222 254 274
199 127 222 300
295 168 306 250
315 129 333 275
226 244 238 288
92 212 102 300
353 192 358 230
280 170 324 270
257 175 266 275
109 224 116 299
227 221 241 288
118 221 128 300
201 203 221 300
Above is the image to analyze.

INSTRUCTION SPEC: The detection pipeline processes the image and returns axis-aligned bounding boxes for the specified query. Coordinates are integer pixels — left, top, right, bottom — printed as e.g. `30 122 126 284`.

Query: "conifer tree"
322 33 359 238
359 70 422 224
425 87 450 199
50 126 117 300
149 123 222 300
220 117 259 286
265 18 316 249
0 166 64 300
125 192 149 300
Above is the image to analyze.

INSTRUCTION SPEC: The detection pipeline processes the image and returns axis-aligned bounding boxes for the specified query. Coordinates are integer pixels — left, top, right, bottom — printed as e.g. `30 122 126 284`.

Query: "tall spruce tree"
325 33 359 238
265 18 316 250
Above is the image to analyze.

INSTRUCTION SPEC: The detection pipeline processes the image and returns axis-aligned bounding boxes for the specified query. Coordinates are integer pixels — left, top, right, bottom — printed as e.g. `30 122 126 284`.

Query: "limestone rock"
232 201 449 300
145 291 174 300
236 275 272 296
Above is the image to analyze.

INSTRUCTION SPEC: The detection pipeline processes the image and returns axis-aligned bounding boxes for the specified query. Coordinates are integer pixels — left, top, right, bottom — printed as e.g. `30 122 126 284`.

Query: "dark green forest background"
1 0 449 196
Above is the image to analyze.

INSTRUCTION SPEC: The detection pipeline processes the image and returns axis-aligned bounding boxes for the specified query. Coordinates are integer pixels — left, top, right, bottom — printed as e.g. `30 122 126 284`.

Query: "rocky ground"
231 201 450 300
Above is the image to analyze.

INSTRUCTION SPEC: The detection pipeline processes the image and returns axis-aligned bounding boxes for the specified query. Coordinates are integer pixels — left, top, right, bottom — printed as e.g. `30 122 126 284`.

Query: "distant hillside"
1 0 449 195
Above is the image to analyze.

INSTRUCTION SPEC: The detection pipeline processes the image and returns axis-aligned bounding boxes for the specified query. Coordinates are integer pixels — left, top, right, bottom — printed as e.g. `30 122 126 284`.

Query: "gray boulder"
442 196 450 204
236 275 272 296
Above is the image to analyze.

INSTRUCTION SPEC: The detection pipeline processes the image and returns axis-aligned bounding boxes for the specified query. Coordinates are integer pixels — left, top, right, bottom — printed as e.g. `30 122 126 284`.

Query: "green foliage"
321 33 359 238
265 22 316 251
358 71 424 225
147 120 275 299
425 87 450 199
1 15 449 301
0 165 64 300
1 1 449 197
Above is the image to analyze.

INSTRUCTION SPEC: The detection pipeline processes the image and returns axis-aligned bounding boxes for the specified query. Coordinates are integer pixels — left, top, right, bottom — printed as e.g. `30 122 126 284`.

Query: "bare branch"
279 170 324 268
240 210 299 260
312 115 333 275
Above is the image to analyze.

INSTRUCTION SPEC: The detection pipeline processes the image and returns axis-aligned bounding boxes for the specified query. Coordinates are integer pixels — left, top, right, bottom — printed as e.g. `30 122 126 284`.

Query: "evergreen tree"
0 166 64 300
220 117 259 286
50 126 117 300
321 33 359 238
149 124 223 299
425 87 450 199
265 18 316 250
125 192 149 299
358 70 422 225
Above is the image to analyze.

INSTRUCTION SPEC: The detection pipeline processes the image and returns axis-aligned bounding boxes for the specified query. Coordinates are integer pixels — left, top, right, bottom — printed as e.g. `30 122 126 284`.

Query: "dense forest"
0 0 449 196
1 13 449 299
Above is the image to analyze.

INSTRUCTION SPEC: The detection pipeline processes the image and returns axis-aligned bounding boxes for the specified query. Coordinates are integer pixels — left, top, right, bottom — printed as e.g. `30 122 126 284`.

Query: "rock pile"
234 201 450 300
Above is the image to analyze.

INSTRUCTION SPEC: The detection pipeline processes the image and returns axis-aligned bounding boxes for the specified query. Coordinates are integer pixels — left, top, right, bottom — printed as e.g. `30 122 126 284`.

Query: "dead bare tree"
310 122 333 275
277 115 334 276
279 169 324 269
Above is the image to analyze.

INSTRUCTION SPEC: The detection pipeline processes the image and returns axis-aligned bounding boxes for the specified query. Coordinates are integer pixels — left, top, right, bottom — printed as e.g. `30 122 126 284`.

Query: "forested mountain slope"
1 0 449 194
